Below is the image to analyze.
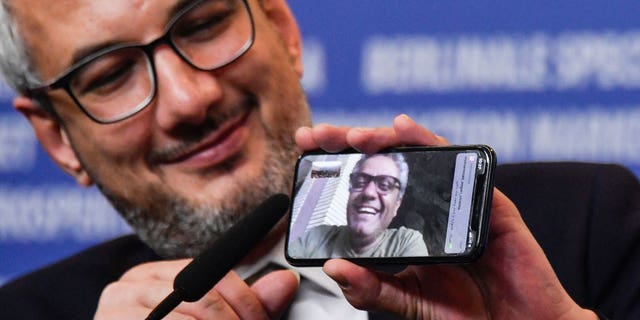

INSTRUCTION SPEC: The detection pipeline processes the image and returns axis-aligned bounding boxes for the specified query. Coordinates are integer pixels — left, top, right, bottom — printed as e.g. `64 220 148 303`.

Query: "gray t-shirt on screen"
289 224 428 258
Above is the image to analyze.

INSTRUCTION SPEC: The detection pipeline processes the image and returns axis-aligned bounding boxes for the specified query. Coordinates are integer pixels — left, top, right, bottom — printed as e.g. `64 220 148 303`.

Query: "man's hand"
295 114 449 153
94 259 299 320
296 114 598 319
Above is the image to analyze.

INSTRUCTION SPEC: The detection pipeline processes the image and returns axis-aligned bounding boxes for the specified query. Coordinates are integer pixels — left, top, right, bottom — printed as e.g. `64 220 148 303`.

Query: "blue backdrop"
2 0 640 284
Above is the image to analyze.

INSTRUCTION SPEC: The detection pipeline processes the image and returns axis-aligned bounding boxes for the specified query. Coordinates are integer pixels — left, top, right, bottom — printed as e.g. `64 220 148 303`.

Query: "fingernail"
323 260 351 290
291 270 301 286
335 277 350 290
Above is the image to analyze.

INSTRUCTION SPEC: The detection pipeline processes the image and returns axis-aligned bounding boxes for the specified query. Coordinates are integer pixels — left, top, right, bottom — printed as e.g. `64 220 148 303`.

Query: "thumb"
251 269 300 318
323 259 399 313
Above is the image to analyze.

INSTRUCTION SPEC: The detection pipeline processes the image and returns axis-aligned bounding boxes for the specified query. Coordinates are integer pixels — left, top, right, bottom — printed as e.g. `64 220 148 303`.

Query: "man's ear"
392 198 403 218
259 0 303 77
13 96 92 186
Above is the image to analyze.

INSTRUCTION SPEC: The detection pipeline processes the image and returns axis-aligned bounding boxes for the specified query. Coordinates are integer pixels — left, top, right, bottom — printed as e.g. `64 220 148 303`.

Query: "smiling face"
346 155 403 245
11 0 311 258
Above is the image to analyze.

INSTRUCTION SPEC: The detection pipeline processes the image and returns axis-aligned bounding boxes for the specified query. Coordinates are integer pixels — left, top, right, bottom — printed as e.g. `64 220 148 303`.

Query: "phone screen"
285 145 496 266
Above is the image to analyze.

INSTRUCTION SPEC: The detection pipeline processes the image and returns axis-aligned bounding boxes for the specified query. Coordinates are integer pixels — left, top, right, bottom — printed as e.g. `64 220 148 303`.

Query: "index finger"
345 114 449 153
295 123 351 152
393 114 449 146
120 259 192 281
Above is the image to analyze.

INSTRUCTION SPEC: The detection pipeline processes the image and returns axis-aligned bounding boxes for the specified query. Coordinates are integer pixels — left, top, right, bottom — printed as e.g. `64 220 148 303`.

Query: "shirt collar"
234 236 345 298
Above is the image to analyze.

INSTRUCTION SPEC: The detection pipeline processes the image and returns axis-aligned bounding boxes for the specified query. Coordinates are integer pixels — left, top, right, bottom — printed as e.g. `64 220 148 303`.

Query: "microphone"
145 193 290 320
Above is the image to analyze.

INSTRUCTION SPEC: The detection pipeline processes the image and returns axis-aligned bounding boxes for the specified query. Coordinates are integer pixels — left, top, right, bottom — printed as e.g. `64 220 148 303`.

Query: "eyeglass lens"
69 0 252 123
349 172 401 193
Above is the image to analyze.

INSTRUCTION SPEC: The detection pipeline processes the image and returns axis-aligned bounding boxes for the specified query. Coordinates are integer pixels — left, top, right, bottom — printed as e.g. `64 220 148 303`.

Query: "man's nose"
361 179 379 196
152 45 224 131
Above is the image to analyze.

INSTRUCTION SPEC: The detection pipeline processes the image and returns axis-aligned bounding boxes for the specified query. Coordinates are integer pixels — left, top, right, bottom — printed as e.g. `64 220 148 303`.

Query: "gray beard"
97 117 300 259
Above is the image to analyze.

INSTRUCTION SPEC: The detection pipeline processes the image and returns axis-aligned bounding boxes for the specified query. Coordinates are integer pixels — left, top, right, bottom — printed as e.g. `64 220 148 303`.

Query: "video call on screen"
289 150 482 257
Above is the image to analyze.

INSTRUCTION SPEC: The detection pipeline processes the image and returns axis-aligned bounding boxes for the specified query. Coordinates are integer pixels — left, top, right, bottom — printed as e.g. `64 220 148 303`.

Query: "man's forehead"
361 156 399 175
11 0 190 80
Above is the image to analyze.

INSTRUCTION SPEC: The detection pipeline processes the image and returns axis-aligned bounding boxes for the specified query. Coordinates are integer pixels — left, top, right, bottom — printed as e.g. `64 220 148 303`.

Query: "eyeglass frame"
25 0 255 124
349 172 403 195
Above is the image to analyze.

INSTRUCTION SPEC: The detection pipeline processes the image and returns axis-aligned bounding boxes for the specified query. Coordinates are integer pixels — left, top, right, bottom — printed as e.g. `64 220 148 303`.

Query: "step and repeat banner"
2 0 640 284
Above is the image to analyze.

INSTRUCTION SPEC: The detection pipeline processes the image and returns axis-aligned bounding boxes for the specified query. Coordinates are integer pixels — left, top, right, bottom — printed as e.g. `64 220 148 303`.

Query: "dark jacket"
1 163 638 319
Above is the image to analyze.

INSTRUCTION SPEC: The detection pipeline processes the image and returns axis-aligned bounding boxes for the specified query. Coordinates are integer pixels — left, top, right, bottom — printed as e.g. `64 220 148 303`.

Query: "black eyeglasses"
349 172 402 194
27 0 254 124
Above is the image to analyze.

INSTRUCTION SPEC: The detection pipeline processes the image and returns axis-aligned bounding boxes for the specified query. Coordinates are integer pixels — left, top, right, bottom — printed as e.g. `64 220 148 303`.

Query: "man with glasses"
2 0 312 318
290 153 429 258
0 0 620 319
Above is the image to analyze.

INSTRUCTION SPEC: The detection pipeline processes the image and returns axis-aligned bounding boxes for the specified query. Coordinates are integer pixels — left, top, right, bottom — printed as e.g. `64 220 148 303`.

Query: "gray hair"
0 1 57 115
0 0 42 93
352 152 410 198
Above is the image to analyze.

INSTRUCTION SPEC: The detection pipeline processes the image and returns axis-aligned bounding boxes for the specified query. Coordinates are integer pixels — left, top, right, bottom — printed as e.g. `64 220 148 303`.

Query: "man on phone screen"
289 153 429 258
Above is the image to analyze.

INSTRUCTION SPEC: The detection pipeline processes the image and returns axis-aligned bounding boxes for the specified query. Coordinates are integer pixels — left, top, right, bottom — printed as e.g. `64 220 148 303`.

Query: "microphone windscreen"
173 193 290 302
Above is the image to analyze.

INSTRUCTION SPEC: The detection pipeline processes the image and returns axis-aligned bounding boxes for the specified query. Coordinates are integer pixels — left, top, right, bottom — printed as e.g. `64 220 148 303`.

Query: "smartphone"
285 145 496 266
